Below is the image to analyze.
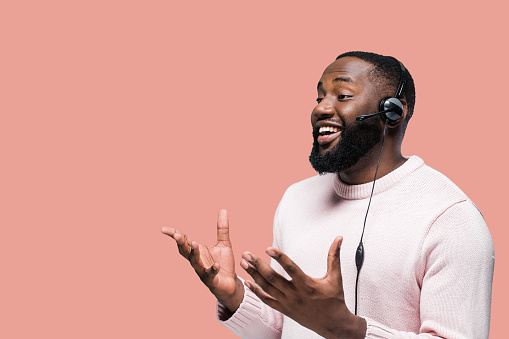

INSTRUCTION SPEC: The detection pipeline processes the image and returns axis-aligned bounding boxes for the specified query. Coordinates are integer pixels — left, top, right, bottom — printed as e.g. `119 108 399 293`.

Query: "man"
162 52 494 338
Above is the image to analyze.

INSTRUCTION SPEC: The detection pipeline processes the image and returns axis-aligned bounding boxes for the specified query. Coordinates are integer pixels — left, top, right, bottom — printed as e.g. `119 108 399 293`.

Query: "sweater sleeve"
363 200 495 339
216 201 285 338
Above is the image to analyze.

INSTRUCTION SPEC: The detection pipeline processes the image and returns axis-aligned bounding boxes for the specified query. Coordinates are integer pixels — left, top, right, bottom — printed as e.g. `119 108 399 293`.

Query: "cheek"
337 104 361 124
347 100 380 120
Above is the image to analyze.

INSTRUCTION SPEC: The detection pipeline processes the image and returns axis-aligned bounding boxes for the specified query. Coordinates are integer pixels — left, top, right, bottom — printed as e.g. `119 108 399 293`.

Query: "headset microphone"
356 98 404 122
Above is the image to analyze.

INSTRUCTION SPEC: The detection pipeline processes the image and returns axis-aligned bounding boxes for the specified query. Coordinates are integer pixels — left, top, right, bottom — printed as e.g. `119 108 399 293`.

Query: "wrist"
324 313 366 339
351 315 367 339
339 314 367 339
216 277 245 314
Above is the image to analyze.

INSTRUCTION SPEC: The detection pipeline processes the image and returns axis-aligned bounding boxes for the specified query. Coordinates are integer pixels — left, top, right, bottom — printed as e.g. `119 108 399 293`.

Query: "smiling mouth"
317 126 341 146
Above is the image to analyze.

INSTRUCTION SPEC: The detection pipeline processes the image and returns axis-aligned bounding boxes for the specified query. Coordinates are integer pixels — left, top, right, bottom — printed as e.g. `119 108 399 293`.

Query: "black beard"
309 118 383 174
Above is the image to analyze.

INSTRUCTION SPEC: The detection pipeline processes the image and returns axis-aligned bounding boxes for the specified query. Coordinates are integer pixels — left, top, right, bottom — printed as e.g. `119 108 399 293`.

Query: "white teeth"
319 126 339 134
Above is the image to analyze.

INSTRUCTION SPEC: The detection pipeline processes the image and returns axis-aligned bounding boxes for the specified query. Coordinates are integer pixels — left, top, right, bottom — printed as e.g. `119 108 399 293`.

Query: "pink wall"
1 1 506 337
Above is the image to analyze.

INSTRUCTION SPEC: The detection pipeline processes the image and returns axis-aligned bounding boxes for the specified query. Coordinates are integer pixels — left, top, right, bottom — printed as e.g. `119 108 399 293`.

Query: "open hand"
240 236 366 339
162 209 244 312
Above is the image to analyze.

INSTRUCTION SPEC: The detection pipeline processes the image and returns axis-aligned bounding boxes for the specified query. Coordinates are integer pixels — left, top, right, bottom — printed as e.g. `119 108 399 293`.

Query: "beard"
309 118 383 174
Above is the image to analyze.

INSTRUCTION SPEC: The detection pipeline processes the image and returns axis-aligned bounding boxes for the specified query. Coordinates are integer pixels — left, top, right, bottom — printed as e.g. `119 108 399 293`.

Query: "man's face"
309 57 383 174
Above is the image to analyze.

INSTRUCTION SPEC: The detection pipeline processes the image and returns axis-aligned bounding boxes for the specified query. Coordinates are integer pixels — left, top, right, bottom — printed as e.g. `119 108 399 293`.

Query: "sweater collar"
333 155 424 200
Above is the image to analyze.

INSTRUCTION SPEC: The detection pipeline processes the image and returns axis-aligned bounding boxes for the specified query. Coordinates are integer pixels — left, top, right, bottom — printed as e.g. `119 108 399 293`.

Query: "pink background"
1 1 507 338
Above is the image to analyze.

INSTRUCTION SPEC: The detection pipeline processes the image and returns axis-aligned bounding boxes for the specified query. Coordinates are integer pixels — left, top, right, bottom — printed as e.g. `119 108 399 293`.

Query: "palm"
162 209 240 302
200 241 237 296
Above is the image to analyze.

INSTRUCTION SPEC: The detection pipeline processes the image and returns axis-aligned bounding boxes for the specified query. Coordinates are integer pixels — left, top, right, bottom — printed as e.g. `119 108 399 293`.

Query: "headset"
356 59 406 123
354 58 406 315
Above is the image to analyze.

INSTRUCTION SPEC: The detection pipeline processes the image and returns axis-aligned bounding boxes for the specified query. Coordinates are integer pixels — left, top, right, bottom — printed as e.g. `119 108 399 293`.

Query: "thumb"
326 236 343 283
216 209 231 244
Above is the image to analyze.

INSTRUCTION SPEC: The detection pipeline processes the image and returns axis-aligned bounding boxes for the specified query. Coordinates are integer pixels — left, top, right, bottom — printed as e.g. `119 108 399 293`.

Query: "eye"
337 94 352 100
316 98 323 103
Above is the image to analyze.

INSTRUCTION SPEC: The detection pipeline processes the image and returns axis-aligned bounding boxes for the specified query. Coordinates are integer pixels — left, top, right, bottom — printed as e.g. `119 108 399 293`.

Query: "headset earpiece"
378 97 403 122
379 59 406 123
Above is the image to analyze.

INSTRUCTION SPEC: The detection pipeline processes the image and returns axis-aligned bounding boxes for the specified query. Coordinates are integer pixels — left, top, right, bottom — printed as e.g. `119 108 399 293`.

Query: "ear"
387 98 408 128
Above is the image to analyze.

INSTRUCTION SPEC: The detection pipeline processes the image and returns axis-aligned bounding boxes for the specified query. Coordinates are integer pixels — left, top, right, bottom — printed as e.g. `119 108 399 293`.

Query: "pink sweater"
218 156 494 338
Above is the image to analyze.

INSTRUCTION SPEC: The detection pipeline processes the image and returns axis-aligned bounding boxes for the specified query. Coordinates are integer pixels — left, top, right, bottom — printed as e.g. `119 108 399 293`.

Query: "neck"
338 141 406 185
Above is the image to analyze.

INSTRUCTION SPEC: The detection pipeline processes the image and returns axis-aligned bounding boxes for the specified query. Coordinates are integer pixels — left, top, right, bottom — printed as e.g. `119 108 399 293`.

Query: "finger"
161 227 186 251
199 263 220 285
188 241 216 271
241 259 286 300
183 241 220 285
243 252 293 293
326 236 343 283
161 227 176 237
188 241 201 267
244 280 283 313
216 209 231 244
193 245 219 284
162 229 219 284
265 247 308 287
172 229 194 259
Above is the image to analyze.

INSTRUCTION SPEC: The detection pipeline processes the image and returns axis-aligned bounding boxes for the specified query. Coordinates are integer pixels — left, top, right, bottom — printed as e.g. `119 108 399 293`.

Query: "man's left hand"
241 236 367 339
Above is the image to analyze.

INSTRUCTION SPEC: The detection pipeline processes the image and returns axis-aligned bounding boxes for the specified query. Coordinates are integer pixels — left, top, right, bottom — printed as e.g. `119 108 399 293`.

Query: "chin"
318 140 340 155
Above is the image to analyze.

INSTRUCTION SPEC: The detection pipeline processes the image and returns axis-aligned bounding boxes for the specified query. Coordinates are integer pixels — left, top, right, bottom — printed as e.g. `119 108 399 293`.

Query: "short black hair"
336 51 416 124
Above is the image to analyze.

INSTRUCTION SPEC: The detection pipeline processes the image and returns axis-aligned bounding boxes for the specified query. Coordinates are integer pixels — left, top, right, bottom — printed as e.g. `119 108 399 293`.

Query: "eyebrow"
317 77 354 90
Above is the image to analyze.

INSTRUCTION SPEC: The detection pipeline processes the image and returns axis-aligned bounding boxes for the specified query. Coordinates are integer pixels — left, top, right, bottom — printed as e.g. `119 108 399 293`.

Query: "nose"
312 99 335 120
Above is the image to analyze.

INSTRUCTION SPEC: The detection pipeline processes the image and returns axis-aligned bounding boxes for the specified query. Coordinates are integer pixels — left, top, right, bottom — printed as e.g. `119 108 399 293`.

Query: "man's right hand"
161 209 244 313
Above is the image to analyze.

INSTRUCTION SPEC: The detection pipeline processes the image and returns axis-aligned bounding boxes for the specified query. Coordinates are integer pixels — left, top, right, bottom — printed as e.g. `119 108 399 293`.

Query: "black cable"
354 120 388 315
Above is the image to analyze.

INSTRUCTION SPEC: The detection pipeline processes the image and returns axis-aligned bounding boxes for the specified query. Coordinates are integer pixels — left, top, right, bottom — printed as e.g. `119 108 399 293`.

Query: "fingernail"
245 281 251 288
266 249 277 257
240 260 248 270
243 253 252 262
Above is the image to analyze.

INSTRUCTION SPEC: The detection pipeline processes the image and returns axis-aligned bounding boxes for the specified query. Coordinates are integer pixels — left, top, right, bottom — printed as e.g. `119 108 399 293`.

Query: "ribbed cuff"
364 316 396 338
217 277 282 338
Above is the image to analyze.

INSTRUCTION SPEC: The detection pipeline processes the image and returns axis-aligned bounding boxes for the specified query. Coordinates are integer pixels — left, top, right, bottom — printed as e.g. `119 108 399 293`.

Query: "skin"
242 238 365 339
313 56 408 185
162 56 409 338
161 210 245 314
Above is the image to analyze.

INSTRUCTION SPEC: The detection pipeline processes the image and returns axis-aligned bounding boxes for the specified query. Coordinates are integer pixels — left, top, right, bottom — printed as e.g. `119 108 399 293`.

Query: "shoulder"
409 158 468 199
398 157 474 214
412 161 494 256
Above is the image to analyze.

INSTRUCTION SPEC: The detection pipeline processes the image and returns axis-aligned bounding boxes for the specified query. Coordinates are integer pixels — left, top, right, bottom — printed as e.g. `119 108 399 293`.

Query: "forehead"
319 56 374 85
